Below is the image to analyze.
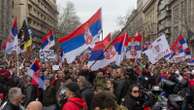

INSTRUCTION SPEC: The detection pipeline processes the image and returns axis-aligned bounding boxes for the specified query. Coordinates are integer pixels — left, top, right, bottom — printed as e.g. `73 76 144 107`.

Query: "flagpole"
16 36 20 76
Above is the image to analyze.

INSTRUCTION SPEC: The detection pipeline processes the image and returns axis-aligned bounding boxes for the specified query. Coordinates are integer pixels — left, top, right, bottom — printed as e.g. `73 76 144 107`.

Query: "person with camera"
61 82 88 110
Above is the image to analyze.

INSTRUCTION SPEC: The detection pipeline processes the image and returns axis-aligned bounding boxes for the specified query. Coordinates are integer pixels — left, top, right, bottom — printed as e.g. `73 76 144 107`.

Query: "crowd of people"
0 51 194 110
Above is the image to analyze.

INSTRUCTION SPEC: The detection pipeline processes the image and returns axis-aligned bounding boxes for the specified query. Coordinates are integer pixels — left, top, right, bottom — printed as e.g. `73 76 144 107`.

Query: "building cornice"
143 0 155 13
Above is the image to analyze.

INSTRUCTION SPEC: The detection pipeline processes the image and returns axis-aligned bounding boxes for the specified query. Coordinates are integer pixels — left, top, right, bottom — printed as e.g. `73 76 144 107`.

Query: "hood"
68 97 87 108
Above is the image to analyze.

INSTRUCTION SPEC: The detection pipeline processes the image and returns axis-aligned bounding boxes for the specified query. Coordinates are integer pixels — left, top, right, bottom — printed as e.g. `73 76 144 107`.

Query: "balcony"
158 0 169 11
158 12 170 21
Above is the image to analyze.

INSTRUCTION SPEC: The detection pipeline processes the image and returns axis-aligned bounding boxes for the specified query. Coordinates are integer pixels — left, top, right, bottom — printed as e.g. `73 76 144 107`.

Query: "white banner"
144 34 171 64
39 49 56 62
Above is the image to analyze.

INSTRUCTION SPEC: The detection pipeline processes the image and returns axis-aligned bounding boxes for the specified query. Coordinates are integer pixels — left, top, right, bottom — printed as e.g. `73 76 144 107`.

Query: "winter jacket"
114 79 129 104
124 94 144 110
80 86 94 110
1 101 23 110
62 97 88 110
42 85 57 106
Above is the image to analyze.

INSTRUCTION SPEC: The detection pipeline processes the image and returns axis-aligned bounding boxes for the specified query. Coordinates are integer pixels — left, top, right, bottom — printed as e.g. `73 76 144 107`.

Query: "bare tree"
58 1 81 35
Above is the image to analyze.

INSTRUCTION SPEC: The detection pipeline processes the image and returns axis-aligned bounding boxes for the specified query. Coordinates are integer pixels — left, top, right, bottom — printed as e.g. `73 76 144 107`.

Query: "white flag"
144 34 171 64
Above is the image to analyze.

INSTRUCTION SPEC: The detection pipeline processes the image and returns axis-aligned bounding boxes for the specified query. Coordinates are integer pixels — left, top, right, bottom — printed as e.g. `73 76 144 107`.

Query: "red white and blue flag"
27 59 45 89
88 33 127 71
41 31 55 50
58 8 102 64
2 18 18 54
166 35 191 61
126 32 142 59
188 57 194 65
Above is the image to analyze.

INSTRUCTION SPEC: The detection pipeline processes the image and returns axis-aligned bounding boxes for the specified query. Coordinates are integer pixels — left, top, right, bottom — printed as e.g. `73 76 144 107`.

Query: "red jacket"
62 97 88 110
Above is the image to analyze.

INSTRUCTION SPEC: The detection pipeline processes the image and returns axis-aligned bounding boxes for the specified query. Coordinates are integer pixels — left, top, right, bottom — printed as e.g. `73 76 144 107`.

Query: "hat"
66 82 80 93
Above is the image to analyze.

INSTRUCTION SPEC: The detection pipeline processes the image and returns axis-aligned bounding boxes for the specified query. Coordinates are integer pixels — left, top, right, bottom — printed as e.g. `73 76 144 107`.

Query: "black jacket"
114 79 129 104
42 85 57 106
124 94 144 110
80 85 94 110
1 101 23 110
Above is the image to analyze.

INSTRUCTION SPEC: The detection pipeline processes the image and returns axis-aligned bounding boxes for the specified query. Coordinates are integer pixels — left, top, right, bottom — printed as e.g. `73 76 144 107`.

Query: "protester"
114 67 129 104
93 91 127 110
26 101 43 110
77 76 94 110
42 77 57 110
124 84 144 110
1 87 25 110
61 82 88 110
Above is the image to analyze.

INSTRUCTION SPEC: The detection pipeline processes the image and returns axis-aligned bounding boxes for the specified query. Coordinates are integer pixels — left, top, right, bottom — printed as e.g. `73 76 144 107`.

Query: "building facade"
125 0 144 37
157 0 172 42
143 0 158 41
170 0 194 42
13 0 58 40
126 0 194 50
0 0 13 42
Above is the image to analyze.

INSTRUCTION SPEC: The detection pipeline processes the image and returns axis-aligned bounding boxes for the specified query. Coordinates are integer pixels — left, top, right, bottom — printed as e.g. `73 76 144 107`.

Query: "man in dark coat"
1 87 24 110
77 76 94 110
42 78 57 110
113 68 129 104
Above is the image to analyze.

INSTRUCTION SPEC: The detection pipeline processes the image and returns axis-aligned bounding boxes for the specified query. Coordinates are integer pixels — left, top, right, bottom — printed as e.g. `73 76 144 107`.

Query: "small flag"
2 18 18 54
18 18 32 52
27 59 45 89
41 31 55 50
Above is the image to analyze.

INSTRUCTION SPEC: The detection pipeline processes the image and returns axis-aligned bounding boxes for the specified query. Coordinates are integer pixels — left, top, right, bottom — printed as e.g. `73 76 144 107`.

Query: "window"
12 1 14 9
28 4 32 12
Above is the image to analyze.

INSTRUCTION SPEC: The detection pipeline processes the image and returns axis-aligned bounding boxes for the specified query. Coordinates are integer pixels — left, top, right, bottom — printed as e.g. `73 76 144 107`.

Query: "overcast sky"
57 0 137 36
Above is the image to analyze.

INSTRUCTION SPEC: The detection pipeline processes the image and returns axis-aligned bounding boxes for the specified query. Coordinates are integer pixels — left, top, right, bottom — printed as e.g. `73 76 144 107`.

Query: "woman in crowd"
124 84 144 110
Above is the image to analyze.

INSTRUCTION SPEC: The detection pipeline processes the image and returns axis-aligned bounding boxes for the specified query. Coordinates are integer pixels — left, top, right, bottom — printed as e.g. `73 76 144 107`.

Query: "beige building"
157 0 172 42
0 0 13 42
170 0 194 42
143 0 158 41
125 0 144 37
12 0 58 40
126 0 194 50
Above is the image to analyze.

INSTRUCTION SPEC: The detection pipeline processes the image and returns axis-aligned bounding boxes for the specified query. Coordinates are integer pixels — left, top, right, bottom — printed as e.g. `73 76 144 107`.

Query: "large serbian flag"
2 18 18 54
58 9 102 63
88 33 127 71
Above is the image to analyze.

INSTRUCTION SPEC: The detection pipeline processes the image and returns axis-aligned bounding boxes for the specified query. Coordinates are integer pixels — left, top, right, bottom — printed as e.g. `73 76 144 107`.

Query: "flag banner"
58 8 102 64
170 35 191 59
126 32 142 59
3 18 18 54
144 34 171 64
18 18 32 52
187 57 194 66
41 31 55 50
27 59 45 89
88 33 127 71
